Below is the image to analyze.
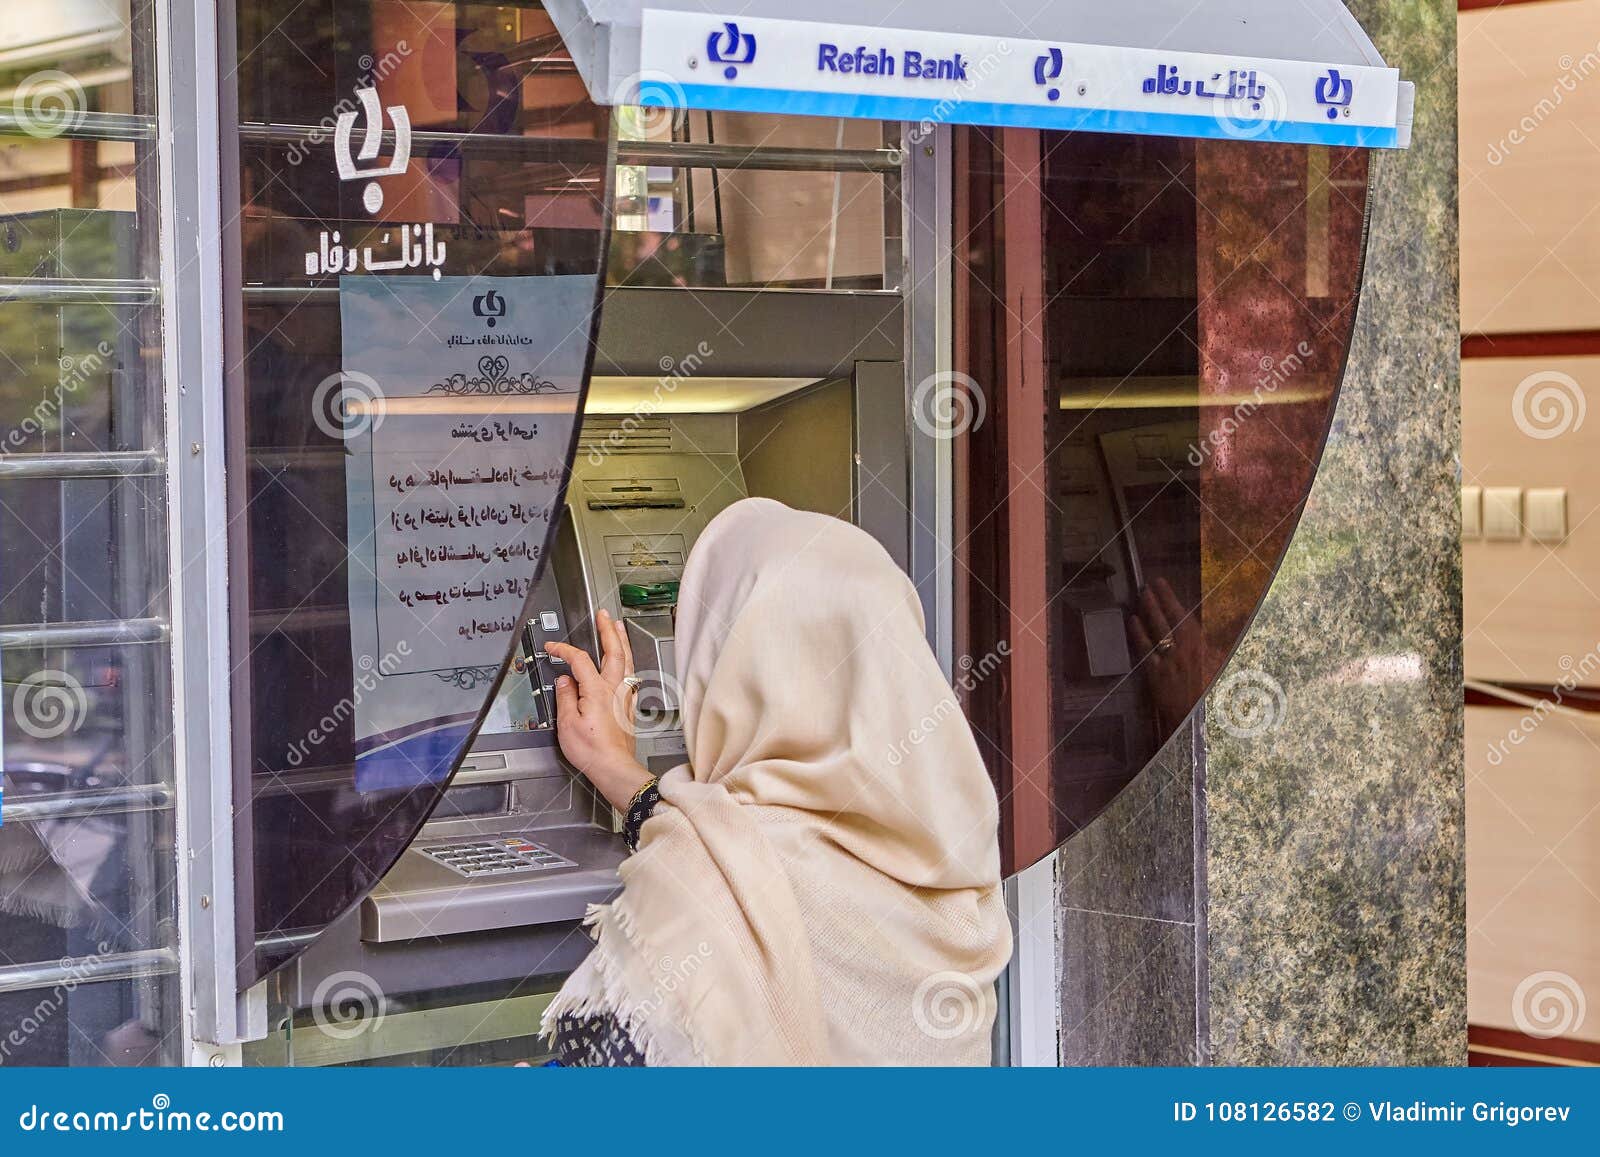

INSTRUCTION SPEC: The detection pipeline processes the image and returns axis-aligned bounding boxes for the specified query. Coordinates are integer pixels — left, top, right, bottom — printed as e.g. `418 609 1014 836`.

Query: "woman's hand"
546 609 653 812
1127 577 1204 734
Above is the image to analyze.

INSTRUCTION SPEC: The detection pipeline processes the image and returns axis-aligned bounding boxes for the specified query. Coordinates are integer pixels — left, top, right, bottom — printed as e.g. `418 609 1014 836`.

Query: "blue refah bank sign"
636 12 1409 149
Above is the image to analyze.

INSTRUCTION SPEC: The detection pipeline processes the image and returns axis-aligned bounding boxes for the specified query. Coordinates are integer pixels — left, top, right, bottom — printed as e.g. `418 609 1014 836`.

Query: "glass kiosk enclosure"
0 0 1412 1067
190 0 1408 1064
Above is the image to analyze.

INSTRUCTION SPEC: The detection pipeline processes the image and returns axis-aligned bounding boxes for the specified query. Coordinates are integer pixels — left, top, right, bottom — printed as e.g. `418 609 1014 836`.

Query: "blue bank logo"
473 288 507 328
1315 68 1353 118
707 22 757 80
1034 47 1064 102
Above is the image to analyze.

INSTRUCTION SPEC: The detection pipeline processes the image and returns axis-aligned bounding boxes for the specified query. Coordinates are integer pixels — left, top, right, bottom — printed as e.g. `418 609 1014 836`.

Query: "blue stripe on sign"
653 83 1401 149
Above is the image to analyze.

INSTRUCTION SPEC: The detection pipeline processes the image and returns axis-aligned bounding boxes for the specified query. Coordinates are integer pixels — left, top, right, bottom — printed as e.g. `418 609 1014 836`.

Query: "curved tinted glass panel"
956 130 1370 874
223 0 611 984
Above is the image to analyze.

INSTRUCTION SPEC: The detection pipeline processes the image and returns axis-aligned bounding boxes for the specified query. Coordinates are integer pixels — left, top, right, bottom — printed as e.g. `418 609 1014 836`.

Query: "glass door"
219 0 613 987
0 0 178 1066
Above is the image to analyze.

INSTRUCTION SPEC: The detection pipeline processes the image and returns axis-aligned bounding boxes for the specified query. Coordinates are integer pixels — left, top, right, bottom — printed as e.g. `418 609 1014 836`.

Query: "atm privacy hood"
545 0 1413 148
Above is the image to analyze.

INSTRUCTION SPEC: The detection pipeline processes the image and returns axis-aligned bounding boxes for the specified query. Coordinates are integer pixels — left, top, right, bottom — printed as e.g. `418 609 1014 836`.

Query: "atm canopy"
545 0 1413 148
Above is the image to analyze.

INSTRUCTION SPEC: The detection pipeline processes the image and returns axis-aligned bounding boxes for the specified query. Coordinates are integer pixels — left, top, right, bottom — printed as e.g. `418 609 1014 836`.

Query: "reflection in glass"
610 110 900 290
957 130 1370 873
0 0 176 1066
225 0 611 984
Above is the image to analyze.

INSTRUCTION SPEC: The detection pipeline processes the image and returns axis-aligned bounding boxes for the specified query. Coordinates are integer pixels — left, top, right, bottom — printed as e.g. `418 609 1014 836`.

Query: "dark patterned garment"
553 1012 648 1067
549 790 659 1066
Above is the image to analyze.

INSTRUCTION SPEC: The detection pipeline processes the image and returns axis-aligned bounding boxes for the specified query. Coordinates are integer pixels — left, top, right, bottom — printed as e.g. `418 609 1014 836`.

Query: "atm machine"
247 361 890 1065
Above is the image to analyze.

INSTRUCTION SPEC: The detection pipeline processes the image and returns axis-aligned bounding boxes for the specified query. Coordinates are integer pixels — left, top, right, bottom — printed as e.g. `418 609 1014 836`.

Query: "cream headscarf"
543 498 1012 1065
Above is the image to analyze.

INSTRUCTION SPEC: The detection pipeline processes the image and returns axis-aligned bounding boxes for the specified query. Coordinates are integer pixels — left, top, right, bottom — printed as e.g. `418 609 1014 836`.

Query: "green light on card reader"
619 581 679 608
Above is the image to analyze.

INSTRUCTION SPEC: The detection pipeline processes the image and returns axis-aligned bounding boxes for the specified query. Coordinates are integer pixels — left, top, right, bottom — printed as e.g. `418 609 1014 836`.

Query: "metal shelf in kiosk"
198 0 1411 1063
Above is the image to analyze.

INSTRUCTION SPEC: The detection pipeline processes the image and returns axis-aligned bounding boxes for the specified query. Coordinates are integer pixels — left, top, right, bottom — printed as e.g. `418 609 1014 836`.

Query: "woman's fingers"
597 609 626 684
553 673 579 721
1128 612 1155 659
615 613 635 678
1138 585 1173 642
545 640 602 696
1152 577 1188 632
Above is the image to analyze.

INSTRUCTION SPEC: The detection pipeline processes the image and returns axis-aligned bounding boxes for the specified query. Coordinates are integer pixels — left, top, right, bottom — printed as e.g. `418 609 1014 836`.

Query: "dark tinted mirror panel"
224 0 611 984
958 130 1370 874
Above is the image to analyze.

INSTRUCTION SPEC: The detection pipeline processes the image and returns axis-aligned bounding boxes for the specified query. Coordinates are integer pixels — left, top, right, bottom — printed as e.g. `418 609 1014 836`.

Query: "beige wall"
1463 355 1600 681
737 379 854 518
1467 704 1600 1043
1460 0 1600 1044
1458 0 1600 333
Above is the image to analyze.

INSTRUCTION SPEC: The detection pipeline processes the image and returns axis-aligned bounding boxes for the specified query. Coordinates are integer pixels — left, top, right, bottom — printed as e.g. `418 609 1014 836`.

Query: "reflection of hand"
1127 578 1203 734
546 609 652 811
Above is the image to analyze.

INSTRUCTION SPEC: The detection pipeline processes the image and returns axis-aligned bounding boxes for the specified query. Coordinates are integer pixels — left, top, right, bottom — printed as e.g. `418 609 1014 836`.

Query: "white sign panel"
637 10 1405 148
339 275 588 791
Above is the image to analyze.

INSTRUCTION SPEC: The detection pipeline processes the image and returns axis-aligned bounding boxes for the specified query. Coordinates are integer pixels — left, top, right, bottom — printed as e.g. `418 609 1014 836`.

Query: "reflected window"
0 0 176 1065
956 129 1370 873
224 0 611 984
610 110 901 291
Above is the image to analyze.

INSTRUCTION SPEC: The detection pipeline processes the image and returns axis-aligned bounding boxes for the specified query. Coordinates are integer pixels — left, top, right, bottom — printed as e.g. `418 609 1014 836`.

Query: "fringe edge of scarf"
539 900 710 1068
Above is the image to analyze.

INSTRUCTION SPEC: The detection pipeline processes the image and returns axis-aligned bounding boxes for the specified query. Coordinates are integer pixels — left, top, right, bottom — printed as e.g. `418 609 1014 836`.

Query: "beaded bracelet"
623 777 661 853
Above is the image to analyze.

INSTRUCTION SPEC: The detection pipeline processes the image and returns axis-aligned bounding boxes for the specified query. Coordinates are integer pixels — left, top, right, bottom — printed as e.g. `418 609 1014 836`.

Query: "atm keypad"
420 837 576 878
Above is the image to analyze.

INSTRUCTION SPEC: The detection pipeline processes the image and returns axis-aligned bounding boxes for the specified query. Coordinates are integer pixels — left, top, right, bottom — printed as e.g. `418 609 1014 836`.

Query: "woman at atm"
541 498 1013 1066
